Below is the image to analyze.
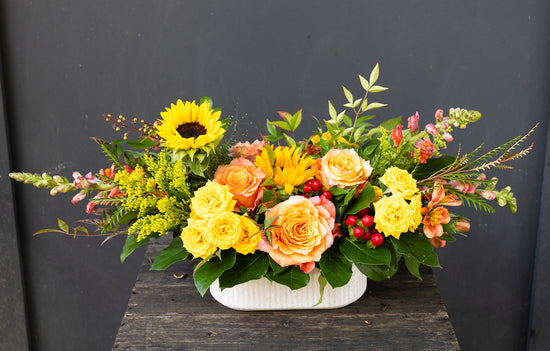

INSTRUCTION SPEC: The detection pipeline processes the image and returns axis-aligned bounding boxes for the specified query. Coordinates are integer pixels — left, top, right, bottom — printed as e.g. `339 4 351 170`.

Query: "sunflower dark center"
176 122 207 139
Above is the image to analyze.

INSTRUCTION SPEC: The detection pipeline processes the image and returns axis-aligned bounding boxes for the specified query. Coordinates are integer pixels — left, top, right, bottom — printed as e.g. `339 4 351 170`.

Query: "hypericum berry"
303 184 312 194
353 226 365 238
371 233 384 247
307 179 322 192
361 215 374 227
321 191 332 200
357 208 369 217
363 229 373 240
345 215 359 226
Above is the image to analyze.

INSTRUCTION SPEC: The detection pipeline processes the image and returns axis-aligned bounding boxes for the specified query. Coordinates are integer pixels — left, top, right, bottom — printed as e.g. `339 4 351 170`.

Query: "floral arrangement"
10 64 536 297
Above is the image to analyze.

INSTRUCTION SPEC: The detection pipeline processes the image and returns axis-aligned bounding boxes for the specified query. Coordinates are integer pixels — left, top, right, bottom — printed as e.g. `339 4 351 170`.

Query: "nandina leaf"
150 236 189 271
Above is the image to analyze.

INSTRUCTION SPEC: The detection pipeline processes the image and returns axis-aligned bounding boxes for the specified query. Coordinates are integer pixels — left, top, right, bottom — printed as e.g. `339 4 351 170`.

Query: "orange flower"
421 183 461 242
258 195 335 273
214 157 265 209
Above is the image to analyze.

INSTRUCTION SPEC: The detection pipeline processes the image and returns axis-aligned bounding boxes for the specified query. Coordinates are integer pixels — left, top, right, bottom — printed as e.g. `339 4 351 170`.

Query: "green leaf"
365 102 387 111
73 226 88 235
218 252 269 288
276 111 293 121
379 116 402 131
345 185 375 216
283 133 296 148
313 274 328 307
342 86 353 104
290 109 302 131
265 142 276 164
126 137 158 149
266 119 277 135
369 62 380 86
359 75 369 91
121 234 149 263
340 238 391 265
319 243 353 288
355 263 391 281
413 155 456 181
404 255 422 279
369 85 388 93
268 120 292 131
57 218 69 233
150 236 189 271
328 100 337 119
199 96 213 108
270 265 310 290
269 257 288 275
193 249 237 296
390 233 441 267
355 245 401 281
264 214 281 229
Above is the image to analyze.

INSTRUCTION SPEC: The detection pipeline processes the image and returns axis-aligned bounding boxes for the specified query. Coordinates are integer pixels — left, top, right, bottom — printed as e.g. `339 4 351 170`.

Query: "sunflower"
254 145 317 195
156 99 225 151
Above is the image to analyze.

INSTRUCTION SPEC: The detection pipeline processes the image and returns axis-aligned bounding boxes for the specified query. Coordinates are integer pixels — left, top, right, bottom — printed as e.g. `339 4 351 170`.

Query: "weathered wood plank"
113 236 460 350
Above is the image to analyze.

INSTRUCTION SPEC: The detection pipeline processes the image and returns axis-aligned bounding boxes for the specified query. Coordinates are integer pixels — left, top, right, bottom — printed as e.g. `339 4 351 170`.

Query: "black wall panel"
0 1 548 350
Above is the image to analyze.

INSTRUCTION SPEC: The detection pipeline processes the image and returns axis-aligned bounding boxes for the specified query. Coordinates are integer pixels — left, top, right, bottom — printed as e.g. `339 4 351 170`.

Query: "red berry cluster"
302 179 332 200
345 208 384 247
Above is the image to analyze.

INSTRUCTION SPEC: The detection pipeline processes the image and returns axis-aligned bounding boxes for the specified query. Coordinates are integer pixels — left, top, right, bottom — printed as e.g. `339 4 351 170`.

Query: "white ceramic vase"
209 265 367 310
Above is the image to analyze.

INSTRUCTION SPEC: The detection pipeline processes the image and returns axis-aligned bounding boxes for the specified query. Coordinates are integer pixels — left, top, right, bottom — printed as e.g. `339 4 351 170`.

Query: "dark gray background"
1 1 549 350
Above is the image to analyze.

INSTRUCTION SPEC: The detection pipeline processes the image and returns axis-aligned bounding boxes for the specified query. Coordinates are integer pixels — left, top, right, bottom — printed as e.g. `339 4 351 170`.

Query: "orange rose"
258 195 335 273
319 148 372 189
214 157 265 209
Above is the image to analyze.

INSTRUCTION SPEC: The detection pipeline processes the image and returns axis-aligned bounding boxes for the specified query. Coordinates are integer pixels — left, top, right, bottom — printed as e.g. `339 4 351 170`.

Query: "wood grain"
113 237 460 350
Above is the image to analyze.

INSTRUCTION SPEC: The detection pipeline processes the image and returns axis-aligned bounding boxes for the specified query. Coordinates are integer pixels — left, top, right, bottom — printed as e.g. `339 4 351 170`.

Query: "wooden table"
113 238 460 350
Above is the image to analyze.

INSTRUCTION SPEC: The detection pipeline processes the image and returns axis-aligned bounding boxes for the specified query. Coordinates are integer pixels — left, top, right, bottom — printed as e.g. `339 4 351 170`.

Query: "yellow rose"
379 167 418 200
408 194 423 232
373 194 415 239
320 148 373 188
190 180 237 220
232 216 261 255
205 211 243 249
180 218 217 259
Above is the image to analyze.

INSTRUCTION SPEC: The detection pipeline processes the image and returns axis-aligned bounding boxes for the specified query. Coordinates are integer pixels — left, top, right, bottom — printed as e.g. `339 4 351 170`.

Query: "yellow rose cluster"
373 168 423 239
180 181 261 258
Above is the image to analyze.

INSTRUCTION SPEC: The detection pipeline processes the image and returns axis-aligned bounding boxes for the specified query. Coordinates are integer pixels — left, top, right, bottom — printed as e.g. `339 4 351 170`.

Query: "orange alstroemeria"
421 183 462 244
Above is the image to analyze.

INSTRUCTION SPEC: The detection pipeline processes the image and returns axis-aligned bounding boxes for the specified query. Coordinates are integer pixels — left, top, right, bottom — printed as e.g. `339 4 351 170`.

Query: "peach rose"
214 157 265 209
228 140 265 162
319 148 372 189
258 195 335 273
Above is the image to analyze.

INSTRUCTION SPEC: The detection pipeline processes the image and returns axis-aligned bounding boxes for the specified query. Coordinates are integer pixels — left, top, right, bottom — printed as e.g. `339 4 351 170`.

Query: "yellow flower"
254 145 317 194
379 167 418 200
181 218 217 259
232 216 261 255
373 194 415 239
408 194 423 232
190 181 237 220
155 99 225 150
205 211 243 250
